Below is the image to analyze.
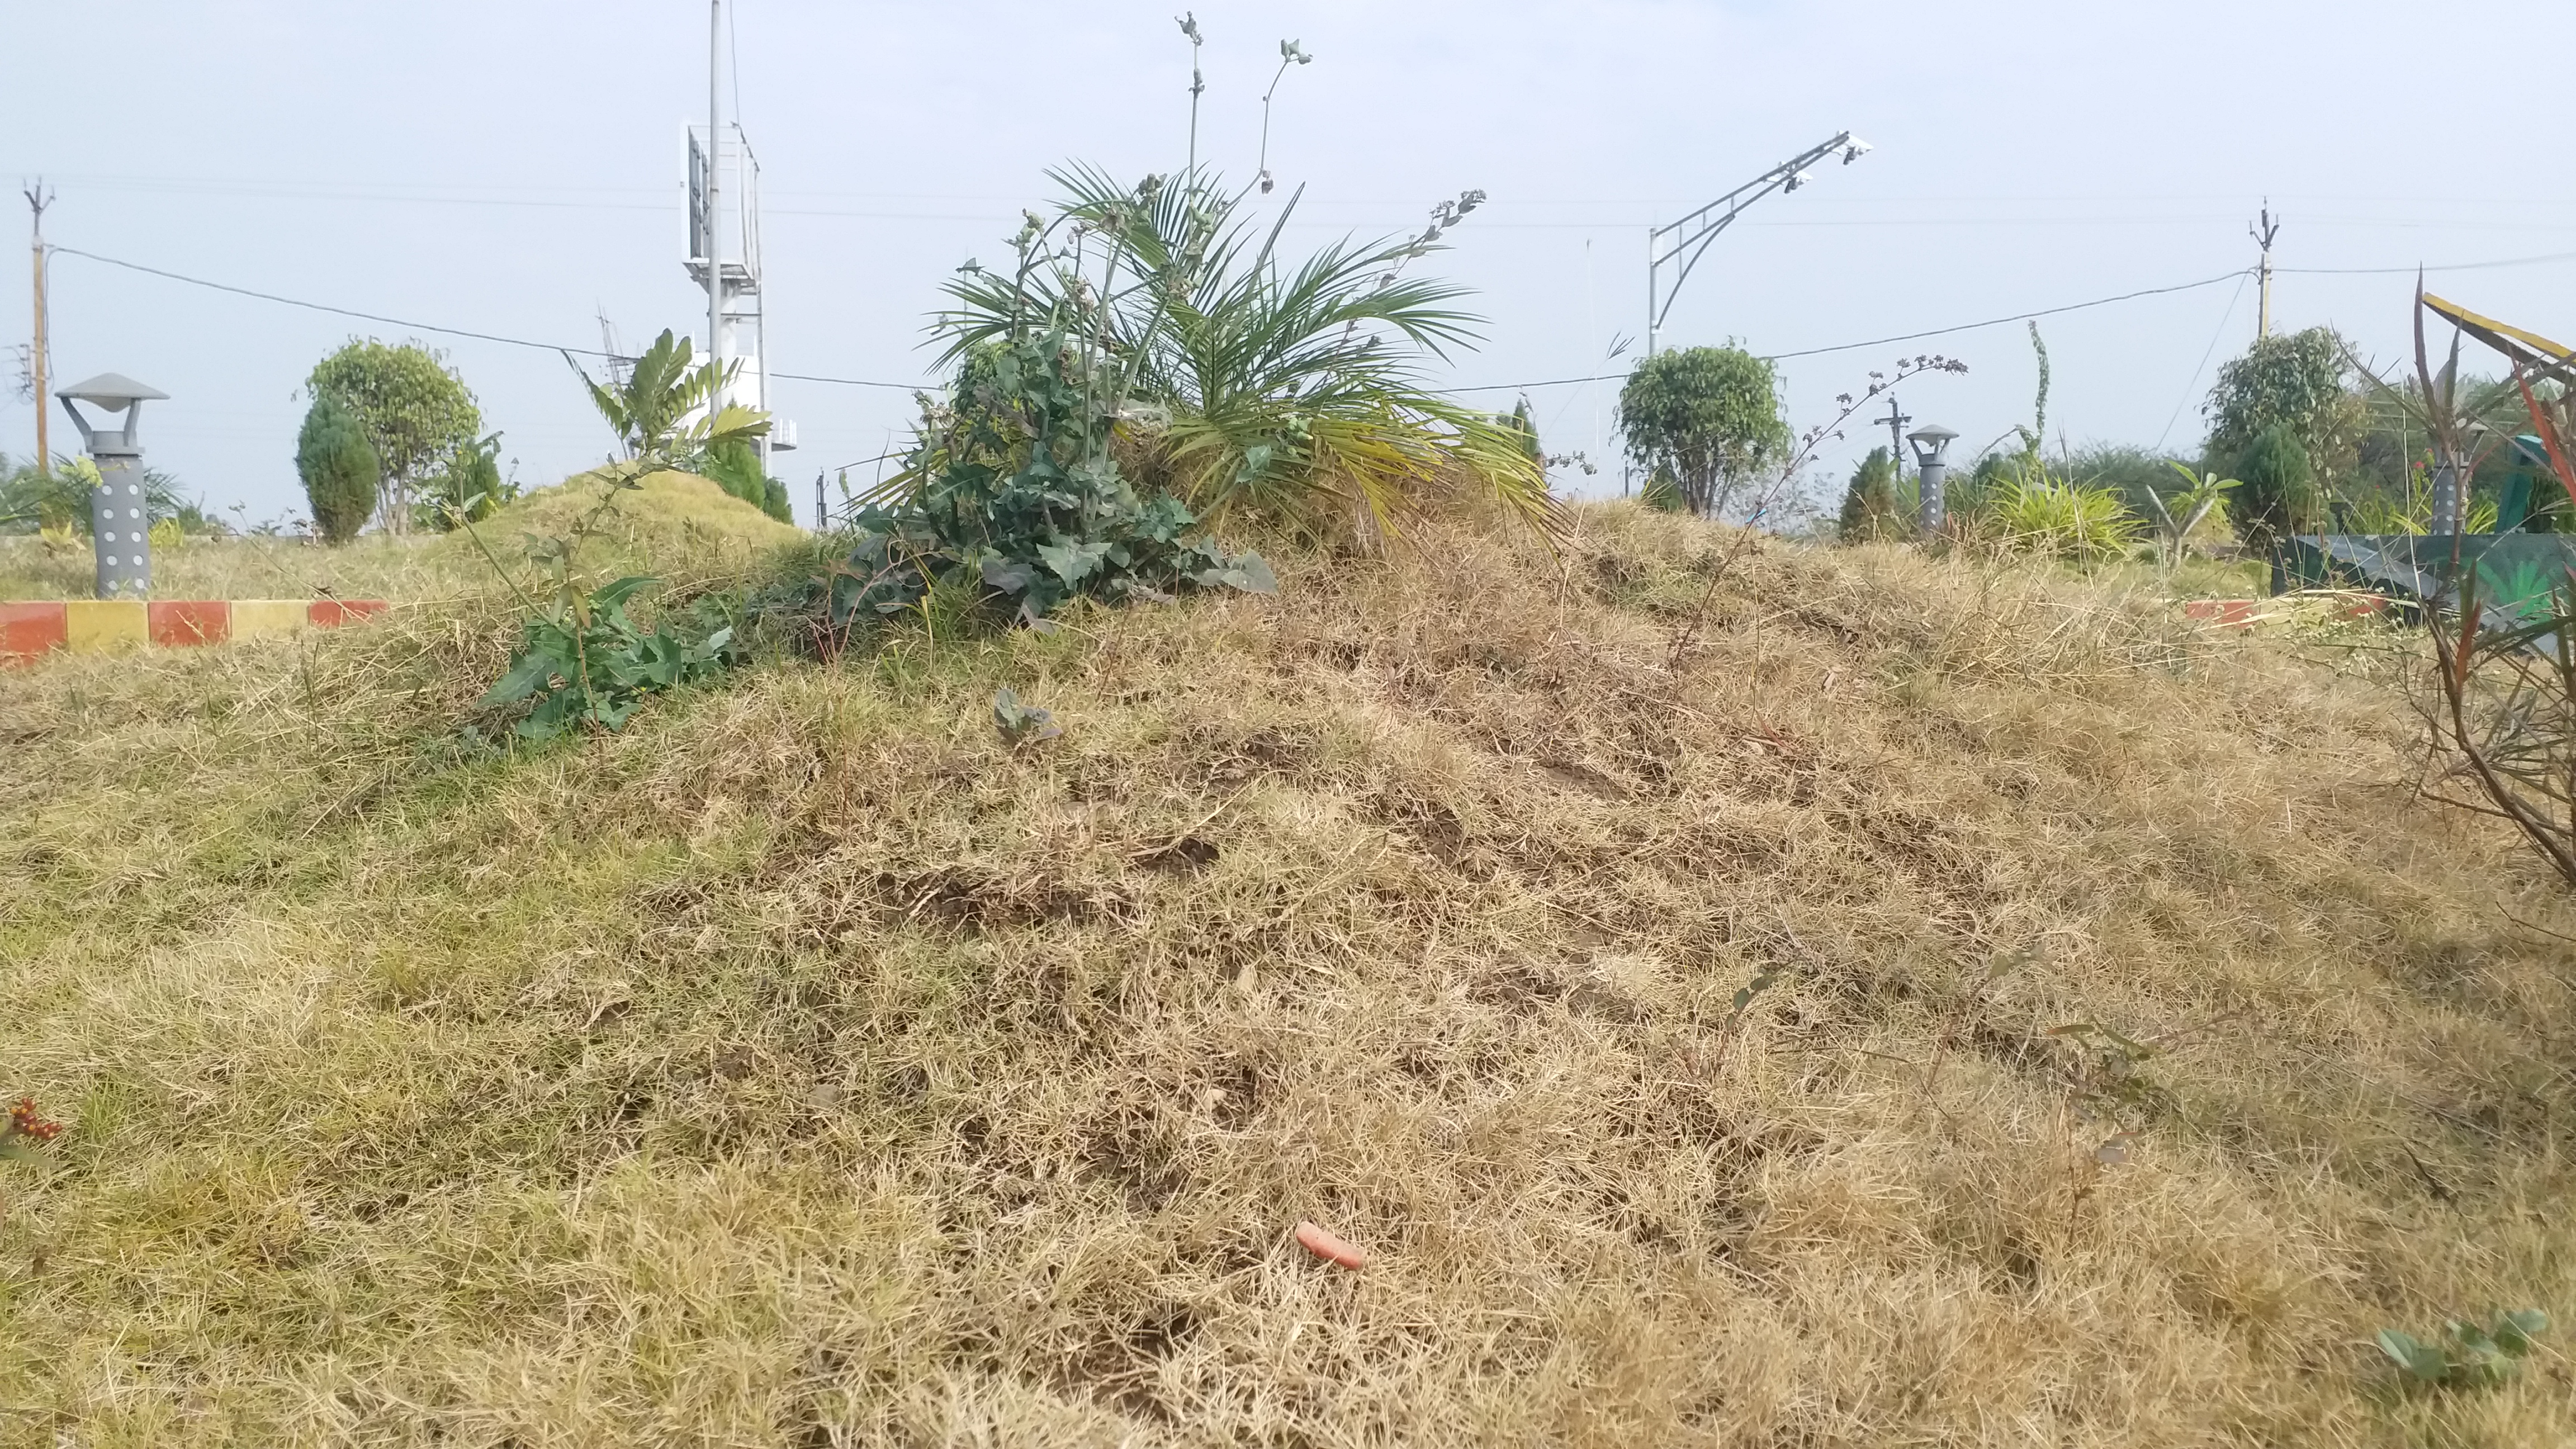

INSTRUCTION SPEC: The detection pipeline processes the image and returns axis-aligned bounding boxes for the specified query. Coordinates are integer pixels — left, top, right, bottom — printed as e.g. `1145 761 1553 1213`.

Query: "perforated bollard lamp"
1907 424 1958 536
56 372 170 599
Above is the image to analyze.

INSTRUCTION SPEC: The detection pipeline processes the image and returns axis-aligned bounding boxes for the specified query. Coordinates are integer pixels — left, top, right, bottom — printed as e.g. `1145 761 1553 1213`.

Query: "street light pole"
1645 130 1871 358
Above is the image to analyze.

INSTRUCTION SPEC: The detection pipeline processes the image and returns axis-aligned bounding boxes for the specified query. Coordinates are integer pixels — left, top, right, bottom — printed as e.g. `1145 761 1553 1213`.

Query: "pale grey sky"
6 0 2573 523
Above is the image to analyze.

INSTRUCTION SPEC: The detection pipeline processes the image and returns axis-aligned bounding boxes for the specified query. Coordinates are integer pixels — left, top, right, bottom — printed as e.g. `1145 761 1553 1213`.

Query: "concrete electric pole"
25 181 51 477
1880 394 1911 498
2250 202 2280 342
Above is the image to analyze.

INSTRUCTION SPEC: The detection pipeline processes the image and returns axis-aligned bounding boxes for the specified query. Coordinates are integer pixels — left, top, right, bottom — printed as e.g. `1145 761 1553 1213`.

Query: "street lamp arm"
1652 174 1793 336
1647 130 1867 355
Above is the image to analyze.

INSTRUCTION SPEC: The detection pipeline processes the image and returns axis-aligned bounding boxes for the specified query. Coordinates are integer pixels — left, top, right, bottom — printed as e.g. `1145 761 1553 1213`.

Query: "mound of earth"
429 467 803 577
2 505 2570 1446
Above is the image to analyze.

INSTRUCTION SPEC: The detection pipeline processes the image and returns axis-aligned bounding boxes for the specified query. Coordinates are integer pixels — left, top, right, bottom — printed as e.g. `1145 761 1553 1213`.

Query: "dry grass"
0 470 797 602
3 502 2574 1446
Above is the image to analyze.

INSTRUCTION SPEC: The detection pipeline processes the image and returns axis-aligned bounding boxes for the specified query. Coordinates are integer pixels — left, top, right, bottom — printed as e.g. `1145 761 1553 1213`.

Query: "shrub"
794 328 1273 643
296 395 383 544
1978 464 2143 563
418 432 514 531
474 575 742 740
2233 423 2317 548
1837 446 1902 541
702 437 794 524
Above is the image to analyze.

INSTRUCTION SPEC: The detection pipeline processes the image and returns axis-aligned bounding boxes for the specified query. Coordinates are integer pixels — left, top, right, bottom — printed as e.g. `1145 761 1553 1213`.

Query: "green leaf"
1194 552 1278 594
2377 1329 2447 1383
476 649 561 710
1036 538 1107 586
591 575 660 611
980 556 1038 594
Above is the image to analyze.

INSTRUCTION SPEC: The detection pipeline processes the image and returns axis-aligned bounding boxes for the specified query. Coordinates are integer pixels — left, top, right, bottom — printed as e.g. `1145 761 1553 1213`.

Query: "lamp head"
1906 424 1959 467
1842 138 1873 164
1785 169 1815 192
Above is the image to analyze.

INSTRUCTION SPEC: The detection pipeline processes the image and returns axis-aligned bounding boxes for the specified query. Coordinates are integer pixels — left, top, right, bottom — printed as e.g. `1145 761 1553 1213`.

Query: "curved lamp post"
1907 424 1958 536
56 372 168 599
1646 131 1871 358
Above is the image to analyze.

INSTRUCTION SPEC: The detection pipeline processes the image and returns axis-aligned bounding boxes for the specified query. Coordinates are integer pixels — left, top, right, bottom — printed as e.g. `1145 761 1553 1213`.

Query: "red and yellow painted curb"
1 599 389 665
2179 596 2390 632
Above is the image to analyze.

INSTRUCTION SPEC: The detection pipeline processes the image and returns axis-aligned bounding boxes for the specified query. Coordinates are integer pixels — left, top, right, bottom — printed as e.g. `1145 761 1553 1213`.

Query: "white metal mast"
685 2 792 468
706 1 724 405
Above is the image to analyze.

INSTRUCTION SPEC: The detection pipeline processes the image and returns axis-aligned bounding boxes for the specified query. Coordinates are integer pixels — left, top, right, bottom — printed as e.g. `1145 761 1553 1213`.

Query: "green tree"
296 395 382 544
2203 328 2362 487
1837 446 1901 540
1615 346 1790 519
305 339 481 535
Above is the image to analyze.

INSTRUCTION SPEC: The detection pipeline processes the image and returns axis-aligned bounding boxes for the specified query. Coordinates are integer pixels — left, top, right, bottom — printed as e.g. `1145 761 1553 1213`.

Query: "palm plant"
923 165 1556 547
565 328 769 466
2141 461 2239 567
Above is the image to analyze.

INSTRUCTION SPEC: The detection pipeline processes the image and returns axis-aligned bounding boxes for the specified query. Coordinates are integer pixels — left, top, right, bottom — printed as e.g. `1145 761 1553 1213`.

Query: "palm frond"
922 167 1547 549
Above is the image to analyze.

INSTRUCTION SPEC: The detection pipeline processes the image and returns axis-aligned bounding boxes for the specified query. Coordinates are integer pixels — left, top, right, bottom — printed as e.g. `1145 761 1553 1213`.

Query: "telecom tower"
684 1 794 465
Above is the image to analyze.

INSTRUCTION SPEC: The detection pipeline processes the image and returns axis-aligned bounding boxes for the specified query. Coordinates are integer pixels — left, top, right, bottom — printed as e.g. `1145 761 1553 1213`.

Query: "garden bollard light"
55 372 169 600
1907 424 1958 536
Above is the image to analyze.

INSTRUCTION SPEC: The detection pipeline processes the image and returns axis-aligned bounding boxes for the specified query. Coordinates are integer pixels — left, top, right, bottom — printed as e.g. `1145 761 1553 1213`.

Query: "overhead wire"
1445 270 2254 392
45 245 932 389
2156 271 2250 450
1450 242 2576 394
2276 247 2576 275
45 239 2576 408
49 245 618 357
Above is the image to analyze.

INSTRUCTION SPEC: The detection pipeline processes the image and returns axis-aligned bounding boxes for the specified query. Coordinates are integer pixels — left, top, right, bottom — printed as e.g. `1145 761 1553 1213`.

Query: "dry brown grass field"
3 493 2573 1446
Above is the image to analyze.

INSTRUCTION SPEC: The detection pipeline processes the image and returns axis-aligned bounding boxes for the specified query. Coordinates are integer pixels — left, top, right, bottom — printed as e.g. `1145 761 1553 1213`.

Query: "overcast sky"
6 0 2573 525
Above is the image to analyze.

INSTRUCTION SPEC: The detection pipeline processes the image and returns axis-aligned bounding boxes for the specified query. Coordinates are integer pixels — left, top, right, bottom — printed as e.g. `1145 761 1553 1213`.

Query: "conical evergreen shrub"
297 395 382 544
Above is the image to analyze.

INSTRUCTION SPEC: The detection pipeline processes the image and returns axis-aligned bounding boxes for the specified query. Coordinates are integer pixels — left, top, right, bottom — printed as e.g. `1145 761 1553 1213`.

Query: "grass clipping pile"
5 504 2575 1445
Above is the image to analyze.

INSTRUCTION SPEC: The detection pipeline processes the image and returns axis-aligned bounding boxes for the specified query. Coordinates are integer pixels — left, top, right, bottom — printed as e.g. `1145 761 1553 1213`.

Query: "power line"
2157 271 2250 450
1449 241 2576 394
45 244 932 389
48 238 2576 409
2276 247 2576 275
1447 269 2253 392
50 245 617 356
771 370 926 391
1763 269 2252 362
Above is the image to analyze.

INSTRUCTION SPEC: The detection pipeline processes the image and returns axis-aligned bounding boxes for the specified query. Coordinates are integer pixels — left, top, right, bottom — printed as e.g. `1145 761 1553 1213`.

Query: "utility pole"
1880 393 1911 495
705 1 726 412
2250 201 2280 342
25 181 51 477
